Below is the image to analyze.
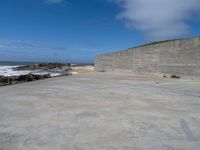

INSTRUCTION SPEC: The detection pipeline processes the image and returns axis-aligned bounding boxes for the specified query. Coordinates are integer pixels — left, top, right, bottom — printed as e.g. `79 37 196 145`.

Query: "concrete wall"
95 37 200 80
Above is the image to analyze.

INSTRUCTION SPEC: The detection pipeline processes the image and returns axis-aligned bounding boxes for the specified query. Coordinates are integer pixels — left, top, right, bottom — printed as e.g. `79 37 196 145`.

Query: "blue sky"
0 0 200 63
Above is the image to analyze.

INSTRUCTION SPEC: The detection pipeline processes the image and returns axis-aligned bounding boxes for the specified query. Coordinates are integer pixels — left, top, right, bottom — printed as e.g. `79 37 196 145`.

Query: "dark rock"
0 74 51 87
65 68 72 72
16 74 50 82
170 75 180 79
14 63 69 71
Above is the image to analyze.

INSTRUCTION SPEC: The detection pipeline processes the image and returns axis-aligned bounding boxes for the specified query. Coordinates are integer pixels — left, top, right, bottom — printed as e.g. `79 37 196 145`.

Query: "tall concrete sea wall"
95 37 200 80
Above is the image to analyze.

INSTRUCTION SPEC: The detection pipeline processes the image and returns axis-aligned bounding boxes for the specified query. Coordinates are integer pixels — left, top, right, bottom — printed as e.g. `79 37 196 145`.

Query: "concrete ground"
0 72 200 150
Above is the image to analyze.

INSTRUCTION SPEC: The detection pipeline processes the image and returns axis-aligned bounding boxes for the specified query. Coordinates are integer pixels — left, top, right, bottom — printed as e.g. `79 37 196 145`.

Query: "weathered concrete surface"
0 73 200 150
95 36 200 80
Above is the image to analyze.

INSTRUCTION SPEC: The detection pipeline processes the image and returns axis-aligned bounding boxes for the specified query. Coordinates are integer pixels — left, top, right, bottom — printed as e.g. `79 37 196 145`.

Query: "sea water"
0 61 68 77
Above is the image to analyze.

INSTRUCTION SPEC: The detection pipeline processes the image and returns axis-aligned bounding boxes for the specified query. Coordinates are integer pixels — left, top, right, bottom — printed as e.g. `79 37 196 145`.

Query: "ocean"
0 61 68 77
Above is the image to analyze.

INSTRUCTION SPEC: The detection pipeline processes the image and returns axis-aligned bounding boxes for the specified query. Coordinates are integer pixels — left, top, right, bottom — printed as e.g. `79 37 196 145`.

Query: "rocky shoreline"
0 63 70 87
0 74 52 87
0 63 94 87
0 63 71 86
14 63 70 71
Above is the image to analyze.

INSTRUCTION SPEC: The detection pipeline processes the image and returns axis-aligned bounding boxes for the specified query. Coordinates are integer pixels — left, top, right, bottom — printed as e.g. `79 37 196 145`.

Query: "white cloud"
44 0 64 4
112 0 200 40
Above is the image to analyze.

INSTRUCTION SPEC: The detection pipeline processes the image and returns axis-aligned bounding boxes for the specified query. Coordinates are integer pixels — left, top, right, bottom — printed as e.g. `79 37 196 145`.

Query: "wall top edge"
96 36 200 58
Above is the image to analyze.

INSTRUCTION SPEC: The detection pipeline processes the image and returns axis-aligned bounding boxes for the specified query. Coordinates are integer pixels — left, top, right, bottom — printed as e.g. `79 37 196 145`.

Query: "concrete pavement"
0 72 200 150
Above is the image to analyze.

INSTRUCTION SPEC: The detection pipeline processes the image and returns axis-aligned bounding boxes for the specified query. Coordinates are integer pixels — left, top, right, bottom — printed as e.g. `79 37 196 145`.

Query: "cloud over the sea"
111 0 200 40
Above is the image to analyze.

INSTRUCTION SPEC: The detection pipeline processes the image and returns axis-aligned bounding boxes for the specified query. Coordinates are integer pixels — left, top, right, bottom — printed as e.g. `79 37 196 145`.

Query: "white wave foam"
0 66 30 77
0 66 65 77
